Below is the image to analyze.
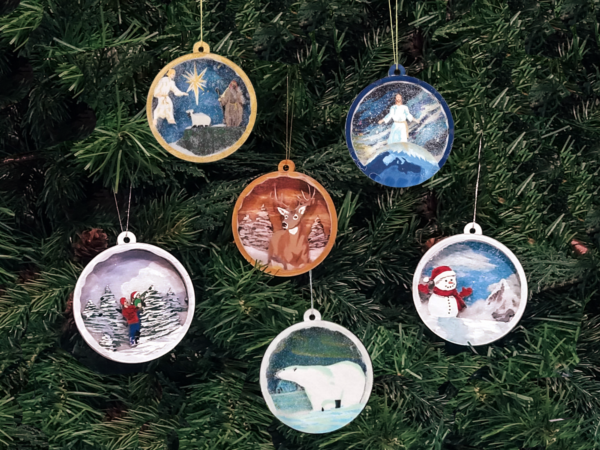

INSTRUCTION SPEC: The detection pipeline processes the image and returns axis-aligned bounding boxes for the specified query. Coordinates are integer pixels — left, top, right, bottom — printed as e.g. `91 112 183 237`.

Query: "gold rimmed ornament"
232 160 338 277
146 41 257 163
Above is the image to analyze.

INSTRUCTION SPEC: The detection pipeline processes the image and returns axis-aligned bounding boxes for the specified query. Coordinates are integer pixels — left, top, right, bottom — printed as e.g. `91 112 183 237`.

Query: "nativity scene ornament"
72 231 195 363
147 41 257 163
232 160 338 277
412 223 528 346
346 64 454 188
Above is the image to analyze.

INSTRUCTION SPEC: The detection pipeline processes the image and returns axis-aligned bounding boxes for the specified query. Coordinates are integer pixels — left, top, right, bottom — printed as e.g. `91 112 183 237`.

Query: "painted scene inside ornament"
80 250 189 358
150 56 252 157
350 80 451 187
264 326 370 434
416 241 523 345
236 177 332 272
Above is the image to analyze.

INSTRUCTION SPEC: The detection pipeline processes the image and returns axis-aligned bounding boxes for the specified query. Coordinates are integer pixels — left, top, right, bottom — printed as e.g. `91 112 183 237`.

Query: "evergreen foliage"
0 0 599 448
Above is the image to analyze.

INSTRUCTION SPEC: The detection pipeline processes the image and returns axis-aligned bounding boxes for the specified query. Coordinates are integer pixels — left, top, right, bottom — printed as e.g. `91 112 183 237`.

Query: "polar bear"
276 361 366 412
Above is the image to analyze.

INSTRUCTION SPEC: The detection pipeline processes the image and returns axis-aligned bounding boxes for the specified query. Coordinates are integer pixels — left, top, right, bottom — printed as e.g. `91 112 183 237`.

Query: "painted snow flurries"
413 223 528 346
260 309 373 434
346 65 454 188
232 160 337 277
74 232 195 363
147 41 256 163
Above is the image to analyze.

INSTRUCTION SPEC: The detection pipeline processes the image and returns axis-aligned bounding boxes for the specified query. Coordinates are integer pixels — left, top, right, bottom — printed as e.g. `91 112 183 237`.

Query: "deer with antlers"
268 187 317 270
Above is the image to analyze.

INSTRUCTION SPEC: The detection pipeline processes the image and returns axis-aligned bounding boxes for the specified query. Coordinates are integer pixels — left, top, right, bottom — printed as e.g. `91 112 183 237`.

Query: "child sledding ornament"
412 223 528 346
345 64 454 188
147 41 257 163
73 232 195 363
232 160 337 277
260 308 373 434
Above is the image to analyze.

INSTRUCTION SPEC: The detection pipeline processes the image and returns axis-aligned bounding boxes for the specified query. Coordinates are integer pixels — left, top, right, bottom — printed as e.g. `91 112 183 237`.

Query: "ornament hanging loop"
463 222 483 235
388 64 406 77
117 231 137 245
193 41 210 54
303 308 321 322
278 159 295 172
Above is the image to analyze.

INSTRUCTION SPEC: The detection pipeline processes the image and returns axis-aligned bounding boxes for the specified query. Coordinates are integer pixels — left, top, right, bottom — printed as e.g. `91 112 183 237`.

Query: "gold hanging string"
395 0 399 65
285 74 295 162
388 0 396 66
200 0 204 43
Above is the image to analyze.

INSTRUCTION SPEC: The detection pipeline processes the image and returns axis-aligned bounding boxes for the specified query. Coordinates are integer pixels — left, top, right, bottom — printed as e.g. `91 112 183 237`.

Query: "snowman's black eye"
294 368 297 371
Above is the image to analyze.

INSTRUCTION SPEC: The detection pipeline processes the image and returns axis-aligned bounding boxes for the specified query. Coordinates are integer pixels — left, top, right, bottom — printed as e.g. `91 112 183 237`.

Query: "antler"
297 187 316 206
271 186 290 209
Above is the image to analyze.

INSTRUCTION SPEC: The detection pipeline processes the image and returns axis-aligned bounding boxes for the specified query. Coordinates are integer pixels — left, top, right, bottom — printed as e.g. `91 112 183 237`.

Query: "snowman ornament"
418 266 473 317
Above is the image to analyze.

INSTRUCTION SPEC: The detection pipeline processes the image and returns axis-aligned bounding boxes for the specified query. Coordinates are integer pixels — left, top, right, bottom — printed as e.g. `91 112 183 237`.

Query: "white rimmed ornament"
73 232 195 363
412 223 527 346
260 308 373 434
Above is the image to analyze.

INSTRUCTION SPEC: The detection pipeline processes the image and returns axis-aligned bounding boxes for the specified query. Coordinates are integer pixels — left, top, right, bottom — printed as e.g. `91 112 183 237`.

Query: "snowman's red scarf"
432 287 468 311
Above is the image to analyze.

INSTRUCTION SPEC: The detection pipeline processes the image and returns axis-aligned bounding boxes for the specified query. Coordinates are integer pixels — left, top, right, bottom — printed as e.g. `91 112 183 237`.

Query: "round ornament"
345 64 454 188
232 160 337 277
412 223 528 346
260 309 373 434
147 41 257 163
73 232 195 363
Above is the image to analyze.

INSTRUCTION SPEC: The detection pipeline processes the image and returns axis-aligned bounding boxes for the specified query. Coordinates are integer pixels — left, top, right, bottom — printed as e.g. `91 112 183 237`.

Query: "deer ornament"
268 187 316 270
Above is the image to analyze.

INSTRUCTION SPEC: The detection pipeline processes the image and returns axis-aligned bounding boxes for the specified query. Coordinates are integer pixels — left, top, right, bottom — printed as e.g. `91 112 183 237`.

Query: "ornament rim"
411 227 528 346
146 45 257 163
344 72 455 188
231 161 338 277
259 316 373 434
73 241 196 363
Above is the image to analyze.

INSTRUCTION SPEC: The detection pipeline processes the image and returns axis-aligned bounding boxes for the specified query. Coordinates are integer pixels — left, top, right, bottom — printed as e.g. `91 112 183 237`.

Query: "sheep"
186 110 211 128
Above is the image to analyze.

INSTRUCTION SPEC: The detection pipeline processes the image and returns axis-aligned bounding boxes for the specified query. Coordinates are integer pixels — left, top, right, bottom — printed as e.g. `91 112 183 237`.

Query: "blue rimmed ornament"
345 64 454 188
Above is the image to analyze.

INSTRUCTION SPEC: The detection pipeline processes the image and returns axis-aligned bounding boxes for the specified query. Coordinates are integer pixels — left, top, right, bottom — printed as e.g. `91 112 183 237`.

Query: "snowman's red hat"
130 291 138 300
423 266 455 283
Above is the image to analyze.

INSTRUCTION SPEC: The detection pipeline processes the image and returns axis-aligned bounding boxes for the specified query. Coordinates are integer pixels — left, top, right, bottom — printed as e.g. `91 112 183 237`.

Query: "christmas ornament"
73 232 195 363
232 159 337 277
345 63 454 188
412 223 528 346
260 308 373 434
147 41 256 163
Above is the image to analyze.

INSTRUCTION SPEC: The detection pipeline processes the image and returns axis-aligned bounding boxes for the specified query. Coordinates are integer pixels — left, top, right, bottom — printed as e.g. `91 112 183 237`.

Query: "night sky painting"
348 80 452 188
151 56 252 150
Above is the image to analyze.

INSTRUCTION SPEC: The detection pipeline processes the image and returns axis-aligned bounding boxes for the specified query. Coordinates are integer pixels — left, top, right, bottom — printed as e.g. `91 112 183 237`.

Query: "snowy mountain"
486 278 520 322
458 277 520 322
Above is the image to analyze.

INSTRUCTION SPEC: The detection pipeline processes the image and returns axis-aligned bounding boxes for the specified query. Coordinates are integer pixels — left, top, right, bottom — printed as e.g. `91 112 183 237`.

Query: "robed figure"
219 80 246 127
153 69 188 127
378 94 416 144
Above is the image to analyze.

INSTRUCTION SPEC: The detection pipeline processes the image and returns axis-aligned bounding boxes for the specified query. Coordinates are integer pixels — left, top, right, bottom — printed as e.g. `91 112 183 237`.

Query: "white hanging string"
472 135 483 225
113 185 132 233
309 269 314 311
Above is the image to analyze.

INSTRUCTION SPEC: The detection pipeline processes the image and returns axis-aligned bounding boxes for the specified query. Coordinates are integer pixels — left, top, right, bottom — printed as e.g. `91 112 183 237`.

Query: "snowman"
418 266 473 317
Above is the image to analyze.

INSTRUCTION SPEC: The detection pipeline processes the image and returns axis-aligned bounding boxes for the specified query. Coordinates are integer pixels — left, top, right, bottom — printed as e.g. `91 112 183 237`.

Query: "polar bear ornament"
260 308 373 434
413 222 528 346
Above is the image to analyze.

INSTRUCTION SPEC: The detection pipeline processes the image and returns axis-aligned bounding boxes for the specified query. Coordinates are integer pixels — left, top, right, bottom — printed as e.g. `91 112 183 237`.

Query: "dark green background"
0 0 599 449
